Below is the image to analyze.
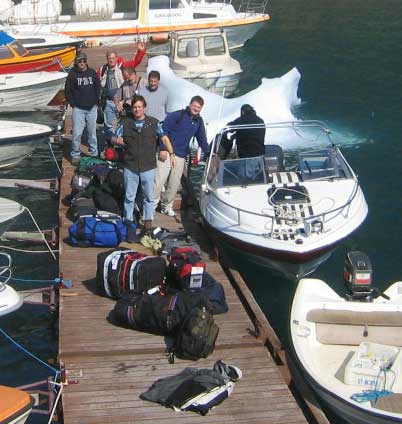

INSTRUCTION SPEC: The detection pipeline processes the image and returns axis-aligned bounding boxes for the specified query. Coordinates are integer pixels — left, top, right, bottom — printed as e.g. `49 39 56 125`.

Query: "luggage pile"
96 234 229 362
67 157 136 247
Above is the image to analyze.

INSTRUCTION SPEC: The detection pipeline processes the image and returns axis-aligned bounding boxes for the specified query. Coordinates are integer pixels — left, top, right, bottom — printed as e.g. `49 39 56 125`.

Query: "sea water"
2 0 402 423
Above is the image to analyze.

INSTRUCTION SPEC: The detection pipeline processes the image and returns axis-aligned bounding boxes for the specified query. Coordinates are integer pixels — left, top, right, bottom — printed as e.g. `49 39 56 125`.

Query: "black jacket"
121 115 160 173
228 113 265 158
65 66 101 110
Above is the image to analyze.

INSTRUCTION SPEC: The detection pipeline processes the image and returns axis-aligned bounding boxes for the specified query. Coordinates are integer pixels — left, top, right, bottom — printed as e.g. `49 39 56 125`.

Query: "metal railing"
206 178 361 232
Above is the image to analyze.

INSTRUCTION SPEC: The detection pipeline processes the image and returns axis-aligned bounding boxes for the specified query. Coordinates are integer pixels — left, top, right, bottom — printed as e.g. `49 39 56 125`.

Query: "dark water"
1 1 402 423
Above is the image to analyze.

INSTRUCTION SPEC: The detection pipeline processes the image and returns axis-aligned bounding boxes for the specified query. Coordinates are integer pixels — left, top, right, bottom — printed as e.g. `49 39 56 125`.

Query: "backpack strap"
166 295 178 332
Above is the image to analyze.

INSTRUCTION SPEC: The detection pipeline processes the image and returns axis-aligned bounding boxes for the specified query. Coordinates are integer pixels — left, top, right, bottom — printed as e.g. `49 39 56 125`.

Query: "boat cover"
0 386 33 423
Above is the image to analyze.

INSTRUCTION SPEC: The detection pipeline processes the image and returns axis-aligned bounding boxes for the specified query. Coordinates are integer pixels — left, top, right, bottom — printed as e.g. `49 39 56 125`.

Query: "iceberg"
147 56 302 144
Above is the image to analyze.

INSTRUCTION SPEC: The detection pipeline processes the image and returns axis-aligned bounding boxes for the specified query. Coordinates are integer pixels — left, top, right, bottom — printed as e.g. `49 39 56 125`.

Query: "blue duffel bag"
69 213 136 247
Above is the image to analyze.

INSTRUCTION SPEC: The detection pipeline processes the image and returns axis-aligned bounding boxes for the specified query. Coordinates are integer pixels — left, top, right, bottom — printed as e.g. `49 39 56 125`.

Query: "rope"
0 328 60 379
47 141 62 175
47 381 64 424
0 275 72 287
0 245 60 254
351 389 393 403
23 207 57 260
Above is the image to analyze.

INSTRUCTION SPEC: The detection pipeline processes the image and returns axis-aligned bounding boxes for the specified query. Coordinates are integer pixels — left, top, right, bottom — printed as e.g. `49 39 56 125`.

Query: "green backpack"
170 306 219 362
77 157 108 173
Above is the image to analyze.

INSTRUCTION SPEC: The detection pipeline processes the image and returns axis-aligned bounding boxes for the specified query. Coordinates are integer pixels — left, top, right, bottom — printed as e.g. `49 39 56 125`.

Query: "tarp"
0 31 15 47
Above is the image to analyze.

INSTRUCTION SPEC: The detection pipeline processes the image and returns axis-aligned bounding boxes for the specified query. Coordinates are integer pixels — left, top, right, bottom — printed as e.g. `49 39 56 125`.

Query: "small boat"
0 25 83 50
0 72 67 111
0 198 25 235
0 253 23 316
0 30 76 74
169 29 242 97
290 251 402 424
0 120 53 168
5 0 269 50
199 121 368 267
0 385 34 424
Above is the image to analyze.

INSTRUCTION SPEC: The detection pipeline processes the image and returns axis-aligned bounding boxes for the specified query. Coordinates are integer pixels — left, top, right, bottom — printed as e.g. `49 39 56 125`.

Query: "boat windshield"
211 156 267 188
299 149 341 180
9 40 28 57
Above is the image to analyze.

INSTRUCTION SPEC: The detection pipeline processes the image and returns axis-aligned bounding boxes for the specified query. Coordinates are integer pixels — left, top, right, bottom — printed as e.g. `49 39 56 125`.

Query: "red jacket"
97 48 146 79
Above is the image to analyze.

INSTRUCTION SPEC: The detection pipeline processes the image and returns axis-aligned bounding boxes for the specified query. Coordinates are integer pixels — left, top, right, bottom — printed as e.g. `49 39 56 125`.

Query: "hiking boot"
124 219 138 243
144 220 153 231
161 207 175 217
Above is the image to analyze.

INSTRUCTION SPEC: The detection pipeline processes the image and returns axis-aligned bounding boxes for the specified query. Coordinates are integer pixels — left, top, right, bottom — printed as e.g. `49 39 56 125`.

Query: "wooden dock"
57 156 314 423
57 44 330 423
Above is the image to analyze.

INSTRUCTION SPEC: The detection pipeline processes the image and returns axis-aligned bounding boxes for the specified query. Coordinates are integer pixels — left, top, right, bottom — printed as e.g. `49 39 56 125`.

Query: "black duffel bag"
113 287 210 336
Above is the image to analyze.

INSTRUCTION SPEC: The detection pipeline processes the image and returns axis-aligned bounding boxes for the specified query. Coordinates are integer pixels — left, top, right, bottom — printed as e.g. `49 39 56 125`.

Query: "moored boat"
0 253 23 316
168 29 242 97
0 72 67 111
290 251 402 424
0 23 82 50
0 30 76 74
0 120 53 168
0 198 26 235
0 385 34 424
199 120 368 267
5 0 269 50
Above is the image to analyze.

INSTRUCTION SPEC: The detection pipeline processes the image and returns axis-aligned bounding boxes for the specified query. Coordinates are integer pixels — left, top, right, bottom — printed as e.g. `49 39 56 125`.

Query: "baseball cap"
75 51 87 63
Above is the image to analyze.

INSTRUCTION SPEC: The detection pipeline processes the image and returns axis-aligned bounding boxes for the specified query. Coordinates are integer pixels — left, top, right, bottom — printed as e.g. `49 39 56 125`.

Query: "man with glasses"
65 51 101 165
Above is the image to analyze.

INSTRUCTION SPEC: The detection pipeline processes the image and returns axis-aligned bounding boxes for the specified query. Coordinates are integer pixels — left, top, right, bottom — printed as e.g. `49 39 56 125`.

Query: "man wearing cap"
65 51 101 164
226 104 265 159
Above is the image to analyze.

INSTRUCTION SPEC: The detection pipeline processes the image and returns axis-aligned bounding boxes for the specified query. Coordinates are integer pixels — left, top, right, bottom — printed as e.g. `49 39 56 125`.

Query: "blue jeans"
103 100 118 138
71 106 98 158
123 167 155 222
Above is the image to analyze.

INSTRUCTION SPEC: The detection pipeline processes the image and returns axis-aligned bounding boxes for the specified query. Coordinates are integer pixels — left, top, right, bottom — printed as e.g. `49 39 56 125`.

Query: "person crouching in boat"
98 43 146 138
111 95 175 240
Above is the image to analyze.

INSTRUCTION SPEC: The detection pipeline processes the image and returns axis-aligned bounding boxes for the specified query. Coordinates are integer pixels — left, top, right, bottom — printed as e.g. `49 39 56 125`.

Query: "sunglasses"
78 59 87 63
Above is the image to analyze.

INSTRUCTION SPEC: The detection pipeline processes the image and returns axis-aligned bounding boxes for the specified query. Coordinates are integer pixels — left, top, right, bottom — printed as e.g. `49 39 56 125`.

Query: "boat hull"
0 73 66 111
0 47 76 74
12 17 267 51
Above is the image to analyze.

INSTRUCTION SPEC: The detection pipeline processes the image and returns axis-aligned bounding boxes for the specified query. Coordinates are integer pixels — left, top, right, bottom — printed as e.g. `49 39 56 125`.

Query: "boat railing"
237 0 269 14
205 175 361 230
0 252 12 285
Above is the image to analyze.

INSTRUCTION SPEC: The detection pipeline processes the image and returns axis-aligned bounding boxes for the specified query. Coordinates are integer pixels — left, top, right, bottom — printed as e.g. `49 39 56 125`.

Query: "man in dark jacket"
226 104 265 158
65 51 101 164
112 95 175 234
154 95 209 217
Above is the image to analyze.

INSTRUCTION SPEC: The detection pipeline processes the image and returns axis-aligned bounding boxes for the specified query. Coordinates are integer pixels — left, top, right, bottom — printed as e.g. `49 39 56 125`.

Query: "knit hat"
75 51 87 63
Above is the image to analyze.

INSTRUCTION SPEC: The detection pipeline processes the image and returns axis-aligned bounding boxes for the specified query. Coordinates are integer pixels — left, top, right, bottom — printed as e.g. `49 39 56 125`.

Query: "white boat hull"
0 72 67 111
0 283 23 317
290 278 402 424
0 120 53 168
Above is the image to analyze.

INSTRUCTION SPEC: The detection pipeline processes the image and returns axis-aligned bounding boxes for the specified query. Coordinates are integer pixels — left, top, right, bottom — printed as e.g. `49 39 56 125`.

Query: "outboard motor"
343 251 373 301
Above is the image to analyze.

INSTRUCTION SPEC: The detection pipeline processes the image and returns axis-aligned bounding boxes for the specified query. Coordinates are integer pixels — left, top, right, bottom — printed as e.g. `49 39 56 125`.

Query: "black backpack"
170 306 219 362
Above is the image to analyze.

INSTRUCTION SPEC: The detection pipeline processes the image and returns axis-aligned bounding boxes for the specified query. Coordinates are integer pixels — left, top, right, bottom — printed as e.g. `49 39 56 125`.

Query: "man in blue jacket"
154 95 209 216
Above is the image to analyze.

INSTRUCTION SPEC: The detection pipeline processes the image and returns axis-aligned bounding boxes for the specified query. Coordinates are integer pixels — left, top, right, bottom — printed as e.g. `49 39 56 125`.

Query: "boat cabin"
168 29 242 95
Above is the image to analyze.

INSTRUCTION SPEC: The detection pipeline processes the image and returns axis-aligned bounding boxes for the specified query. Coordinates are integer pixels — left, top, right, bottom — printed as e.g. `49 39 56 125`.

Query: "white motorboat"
290 251 402 424
4 0 269 50
0 120 53 168
169 29 242 97
0 253 23 316
200 121 368 265
0 72 67 112
0 24 83 50
0 253 32 422
0 198 25 236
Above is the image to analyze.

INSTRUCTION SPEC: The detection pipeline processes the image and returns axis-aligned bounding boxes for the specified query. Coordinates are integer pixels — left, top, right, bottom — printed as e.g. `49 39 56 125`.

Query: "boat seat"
270 172 300 185
307 309 402 346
